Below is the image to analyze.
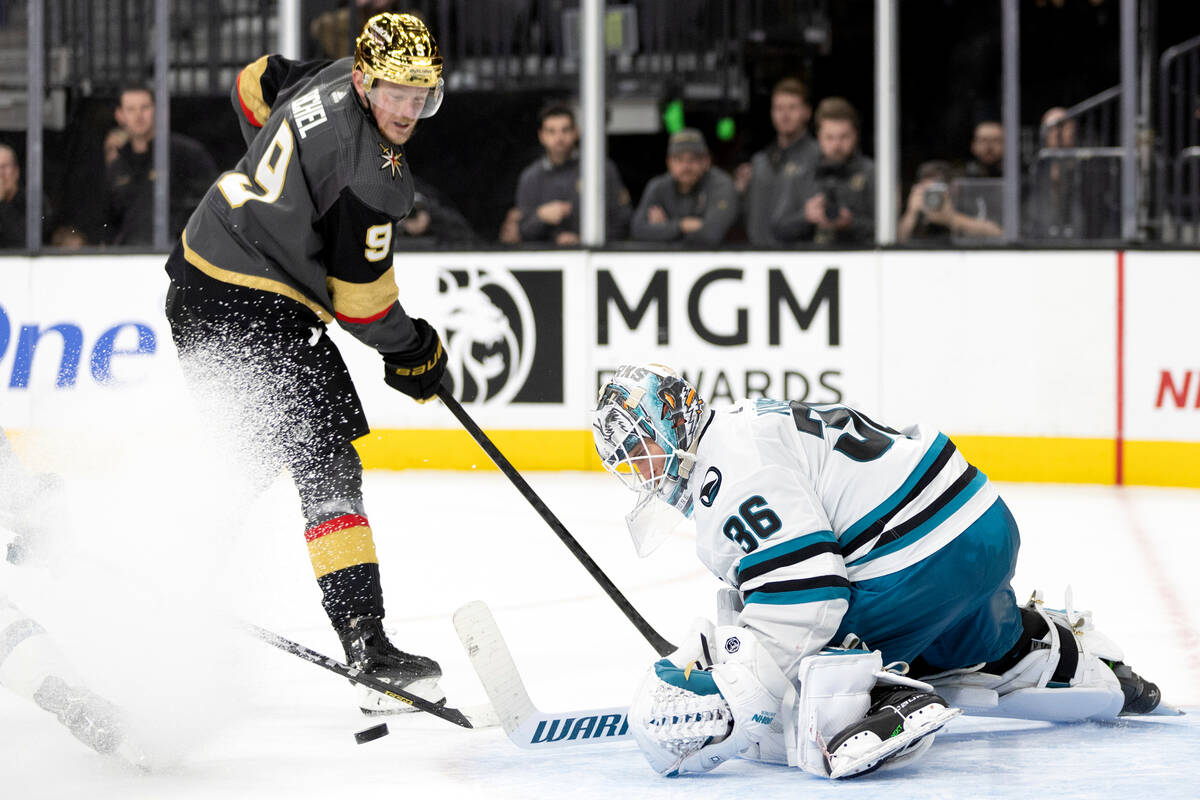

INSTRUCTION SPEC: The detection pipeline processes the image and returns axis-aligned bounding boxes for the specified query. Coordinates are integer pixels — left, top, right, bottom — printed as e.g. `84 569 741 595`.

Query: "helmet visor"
365 78 444 119
625 489 686 558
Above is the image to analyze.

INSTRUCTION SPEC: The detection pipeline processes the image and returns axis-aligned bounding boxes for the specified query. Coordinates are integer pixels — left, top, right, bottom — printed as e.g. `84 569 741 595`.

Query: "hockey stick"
436 385 675 657
453 600 632 749
246 622 495 730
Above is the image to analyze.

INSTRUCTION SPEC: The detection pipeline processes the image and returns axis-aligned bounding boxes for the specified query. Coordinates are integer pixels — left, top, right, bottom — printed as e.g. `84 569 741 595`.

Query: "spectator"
498 207 522 244
736 77 820 246
965 120 1004 178
102 85 218 246
514 103 632 245
1027 106 1118 241
0 144 23 249
631 128 738 246
898 160 1002 243
102 127 129 166
771 97 874 245
395 176 480 247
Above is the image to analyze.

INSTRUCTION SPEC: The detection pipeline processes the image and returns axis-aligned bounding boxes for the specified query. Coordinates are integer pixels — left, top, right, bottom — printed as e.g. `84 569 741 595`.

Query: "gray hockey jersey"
179 55 421 353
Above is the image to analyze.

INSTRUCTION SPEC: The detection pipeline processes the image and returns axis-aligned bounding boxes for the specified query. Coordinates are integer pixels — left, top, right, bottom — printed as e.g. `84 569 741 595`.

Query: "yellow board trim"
181 231 334 323
352 430 1200 488
948 435 1116 485
306 525 379 578
1124 440 1200 487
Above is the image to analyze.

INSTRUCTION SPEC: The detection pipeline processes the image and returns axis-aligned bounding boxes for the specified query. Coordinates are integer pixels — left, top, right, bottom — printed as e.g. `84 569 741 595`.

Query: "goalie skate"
825 687 960 779
338 618 444 715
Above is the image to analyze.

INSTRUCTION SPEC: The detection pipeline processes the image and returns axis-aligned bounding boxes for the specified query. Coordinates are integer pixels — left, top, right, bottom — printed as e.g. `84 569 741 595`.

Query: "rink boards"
0 249 1195 486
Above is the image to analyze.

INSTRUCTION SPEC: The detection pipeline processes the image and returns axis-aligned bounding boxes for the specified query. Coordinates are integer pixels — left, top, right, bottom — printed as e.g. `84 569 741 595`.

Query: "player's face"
358 75 430 145
771 92 810 139
627 437 668 483
817 119 857 163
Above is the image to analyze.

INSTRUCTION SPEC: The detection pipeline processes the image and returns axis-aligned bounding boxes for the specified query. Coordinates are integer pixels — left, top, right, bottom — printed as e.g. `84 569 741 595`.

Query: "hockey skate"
825 685 960 779
338 617 444 715
32 676 149 769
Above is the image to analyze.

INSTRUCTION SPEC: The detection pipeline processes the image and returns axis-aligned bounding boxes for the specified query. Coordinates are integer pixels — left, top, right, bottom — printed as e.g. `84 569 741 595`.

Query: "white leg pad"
927 590 1126 722
786 650 881 777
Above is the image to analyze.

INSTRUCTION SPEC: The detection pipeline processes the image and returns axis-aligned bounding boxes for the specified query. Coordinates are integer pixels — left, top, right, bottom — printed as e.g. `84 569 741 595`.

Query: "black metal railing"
1158 32 1200 241
1027 85 1124 241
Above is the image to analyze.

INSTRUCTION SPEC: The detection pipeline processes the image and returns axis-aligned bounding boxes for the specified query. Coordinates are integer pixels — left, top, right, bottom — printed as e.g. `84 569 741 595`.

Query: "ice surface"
2 471 1197 799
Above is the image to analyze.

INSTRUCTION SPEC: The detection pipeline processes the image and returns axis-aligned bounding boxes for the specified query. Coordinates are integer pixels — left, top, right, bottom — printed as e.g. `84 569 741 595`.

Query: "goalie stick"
247 622 497 730
453 601 632 749
437 386 675 657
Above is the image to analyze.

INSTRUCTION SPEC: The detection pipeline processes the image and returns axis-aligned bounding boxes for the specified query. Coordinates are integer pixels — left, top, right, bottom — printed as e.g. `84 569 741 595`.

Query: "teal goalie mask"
593 364 707 556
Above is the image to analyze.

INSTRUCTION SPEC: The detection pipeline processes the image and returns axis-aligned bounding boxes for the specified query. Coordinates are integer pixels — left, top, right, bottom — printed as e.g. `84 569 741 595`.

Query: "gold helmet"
354 13 444 118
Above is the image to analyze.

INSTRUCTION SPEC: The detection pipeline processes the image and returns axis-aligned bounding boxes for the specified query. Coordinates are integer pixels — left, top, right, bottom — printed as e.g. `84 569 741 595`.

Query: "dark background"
6 0 1200 243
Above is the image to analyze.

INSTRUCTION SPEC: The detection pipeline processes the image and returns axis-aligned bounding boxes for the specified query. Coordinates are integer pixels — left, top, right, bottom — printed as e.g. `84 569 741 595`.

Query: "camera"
815 162 847 220
823 184 842 220
923 181 948 212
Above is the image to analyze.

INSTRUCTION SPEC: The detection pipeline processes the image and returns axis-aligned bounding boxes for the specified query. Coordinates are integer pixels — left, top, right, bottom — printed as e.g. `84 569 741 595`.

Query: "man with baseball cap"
631 128 738 246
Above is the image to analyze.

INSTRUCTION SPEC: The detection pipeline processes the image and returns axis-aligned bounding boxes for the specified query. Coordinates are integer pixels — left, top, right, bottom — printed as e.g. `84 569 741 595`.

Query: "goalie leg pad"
787 649 880 776
925 591 1126 721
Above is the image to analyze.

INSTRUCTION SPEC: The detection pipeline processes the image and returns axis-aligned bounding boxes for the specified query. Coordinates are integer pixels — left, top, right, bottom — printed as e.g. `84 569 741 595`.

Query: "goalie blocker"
627 622 959 779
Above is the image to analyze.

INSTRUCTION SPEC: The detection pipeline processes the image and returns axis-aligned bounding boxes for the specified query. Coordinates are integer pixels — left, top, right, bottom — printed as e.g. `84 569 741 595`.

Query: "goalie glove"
381 317 447 402
628 622 790 776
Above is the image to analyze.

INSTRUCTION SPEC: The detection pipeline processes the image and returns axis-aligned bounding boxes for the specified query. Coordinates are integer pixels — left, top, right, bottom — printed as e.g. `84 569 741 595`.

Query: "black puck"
354 723 389 744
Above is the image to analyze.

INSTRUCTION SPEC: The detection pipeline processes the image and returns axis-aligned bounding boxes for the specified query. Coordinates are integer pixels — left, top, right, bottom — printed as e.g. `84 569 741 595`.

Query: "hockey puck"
354 723 389 744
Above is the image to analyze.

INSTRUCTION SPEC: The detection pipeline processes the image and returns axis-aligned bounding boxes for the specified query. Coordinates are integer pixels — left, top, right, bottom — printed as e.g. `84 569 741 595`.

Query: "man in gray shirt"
772 97 875 245
515 103 632 244
736 78 820 246
630 128 738 246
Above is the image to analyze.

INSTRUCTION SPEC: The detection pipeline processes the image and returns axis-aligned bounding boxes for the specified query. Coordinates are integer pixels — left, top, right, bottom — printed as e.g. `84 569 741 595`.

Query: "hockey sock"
291 443 386 630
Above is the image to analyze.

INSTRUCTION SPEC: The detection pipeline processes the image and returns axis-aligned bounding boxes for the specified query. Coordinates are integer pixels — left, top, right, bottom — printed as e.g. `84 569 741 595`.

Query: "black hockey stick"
246 622 485 729
435 385 676 657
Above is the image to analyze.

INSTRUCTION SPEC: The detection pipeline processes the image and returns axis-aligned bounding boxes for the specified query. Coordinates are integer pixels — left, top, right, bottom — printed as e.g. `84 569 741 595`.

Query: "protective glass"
366 78 445 119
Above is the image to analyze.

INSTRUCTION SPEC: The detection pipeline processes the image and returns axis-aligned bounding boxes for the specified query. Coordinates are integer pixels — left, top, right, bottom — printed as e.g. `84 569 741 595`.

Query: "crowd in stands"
0 75 1113 252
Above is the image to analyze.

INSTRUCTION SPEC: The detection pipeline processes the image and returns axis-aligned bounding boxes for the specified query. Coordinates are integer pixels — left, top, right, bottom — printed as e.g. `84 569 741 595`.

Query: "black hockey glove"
382 317 447 402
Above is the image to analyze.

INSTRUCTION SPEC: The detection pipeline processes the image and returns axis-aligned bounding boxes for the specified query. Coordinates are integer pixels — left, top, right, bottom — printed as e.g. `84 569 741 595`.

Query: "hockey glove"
381 318 447 402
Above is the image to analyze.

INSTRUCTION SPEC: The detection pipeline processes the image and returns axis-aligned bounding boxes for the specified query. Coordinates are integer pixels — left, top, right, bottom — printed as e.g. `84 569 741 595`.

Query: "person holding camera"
898 160 1002 243
771 97 874 245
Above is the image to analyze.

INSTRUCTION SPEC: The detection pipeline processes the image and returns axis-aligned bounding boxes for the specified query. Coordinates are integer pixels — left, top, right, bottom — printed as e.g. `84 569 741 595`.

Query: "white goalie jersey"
689 399 998 679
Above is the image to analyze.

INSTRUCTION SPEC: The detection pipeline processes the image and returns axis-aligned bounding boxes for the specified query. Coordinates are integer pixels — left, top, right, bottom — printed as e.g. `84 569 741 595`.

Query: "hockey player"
1 427 144 765
592 364 1164 778
163 13 449 714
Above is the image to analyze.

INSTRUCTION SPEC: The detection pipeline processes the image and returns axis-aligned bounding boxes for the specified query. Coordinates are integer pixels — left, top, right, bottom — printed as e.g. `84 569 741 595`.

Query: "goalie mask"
593 364 707 556
355 13 444 119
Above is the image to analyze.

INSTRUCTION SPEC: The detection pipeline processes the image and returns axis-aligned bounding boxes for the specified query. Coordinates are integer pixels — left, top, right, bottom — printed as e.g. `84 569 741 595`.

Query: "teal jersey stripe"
839 433 950 546
738 530 837 573
852 469 988 566
744 585 851 606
